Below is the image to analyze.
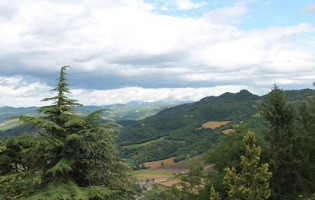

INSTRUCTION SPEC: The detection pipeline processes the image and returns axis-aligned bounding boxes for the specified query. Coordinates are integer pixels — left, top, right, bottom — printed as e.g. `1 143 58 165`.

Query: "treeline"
0 67 138 199
143 85 315 200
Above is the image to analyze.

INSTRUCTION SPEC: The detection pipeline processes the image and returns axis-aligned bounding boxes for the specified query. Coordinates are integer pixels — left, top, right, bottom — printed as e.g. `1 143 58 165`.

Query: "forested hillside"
118 88 315 165
142 86 315 200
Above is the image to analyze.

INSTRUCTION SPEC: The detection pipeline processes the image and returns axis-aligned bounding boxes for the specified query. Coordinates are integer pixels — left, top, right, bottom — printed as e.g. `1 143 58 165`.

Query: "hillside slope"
0 102 180 138
118 90 262 164
119 90 260 145
118 89 315 165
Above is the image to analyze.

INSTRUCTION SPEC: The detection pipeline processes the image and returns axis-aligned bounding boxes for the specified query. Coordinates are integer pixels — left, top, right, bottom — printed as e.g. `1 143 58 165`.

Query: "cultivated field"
140 157 176 169
135 155 215 189
198 121 231 130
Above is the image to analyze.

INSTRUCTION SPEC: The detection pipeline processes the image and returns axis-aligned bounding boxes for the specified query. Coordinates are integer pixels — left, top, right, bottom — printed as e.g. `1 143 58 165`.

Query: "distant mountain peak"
239 89 251 94
200 90 258 102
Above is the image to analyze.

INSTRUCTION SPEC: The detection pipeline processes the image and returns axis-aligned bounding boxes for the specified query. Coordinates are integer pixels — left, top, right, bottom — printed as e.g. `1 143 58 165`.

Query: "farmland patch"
197 121 231 130
140 157 176 169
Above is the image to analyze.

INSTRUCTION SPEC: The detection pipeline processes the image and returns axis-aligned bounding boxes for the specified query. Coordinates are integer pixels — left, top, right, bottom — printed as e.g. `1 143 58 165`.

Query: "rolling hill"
0 101 183 138
1 88 315 165
118 89 315 165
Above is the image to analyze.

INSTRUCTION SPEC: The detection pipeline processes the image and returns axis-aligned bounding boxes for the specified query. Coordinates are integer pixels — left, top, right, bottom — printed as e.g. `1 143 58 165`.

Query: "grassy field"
135 154 215 189
135 169 179 188
135 170 174 181
121 136 166 149
0 119 21 131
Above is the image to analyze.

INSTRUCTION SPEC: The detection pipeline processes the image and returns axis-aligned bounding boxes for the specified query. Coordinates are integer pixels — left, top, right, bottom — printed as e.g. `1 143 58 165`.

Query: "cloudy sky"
0 0 315 107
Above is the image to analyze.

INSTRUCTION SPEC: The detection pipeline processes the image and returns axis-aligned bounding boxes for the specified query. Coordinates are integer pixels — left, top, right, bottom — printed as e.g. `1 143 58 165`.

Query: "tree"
296 85 315 196
223 131 272 200
263 85 299 199
0 134 41 199
205 125 269 198
0 66 136 199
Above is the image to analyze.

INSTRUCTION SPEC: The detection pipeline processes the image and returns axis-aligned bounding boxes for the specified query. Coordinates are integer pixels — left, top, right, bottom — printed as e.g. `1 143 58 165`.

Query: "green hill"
119 90 261 145
0 102 181 138
1 89 315 165
118 89 315 165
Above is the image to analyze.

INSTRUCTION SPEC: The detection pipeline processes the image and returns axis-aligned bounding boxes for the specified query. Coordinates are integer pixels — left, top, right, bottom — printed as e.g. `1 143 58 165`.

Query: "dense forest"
0 67 314 199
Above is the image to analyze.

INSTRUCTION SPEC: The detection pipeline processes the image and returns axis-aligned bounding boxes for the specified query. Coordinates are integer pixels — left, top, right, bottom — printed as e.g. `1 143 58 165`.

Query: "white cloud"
0 76 256 107
71 85 255 106
175 0 206 10
204 2 248 23
0 74 313 107
0 0 314 106
0 76 52 107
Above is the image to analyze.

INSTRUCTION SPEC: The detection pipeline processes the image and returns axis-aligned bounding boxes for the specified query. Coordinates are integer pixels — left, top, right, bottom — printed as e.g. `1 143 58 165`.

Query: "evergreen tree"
297 86 315 195
0 66 136 199
263 85 299 199
223 131 272 200
0 134 41 199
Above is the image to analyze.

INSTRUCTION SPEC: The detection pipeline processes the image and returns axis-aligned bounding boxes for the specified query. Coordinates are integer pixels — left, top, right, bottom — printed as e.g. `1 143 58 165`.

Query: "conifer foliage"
211 131 272 200
223 131 272 200
262 85 299 199
0 66 135 200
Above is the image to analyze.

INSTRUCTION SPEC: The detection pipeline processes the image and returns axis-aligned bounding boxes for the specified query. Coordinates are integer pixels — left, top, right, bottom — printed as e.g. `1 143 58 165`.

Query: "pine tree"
0 66 136 199
297 85 315 195
223 131 272 200
262 85 299 199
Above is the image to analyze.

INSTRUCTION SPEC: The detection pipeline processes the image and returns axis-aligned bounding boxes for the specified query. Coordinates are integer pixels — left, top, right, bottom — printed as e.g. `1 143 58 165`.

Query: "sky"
0 0 315 107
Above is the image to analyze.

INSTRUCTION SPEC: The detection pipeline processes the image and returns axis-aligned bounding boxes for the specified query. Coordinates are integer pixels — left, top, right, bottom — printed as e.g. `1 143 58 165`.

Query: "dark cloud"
108 52 186 66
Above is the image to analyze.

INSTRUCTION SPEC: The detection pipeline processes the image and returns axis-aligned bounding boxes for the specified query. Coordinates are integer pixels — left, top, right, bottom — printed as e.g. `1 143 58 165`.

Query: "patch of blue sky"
236 0 315 30
145 0 315 31
144 0 238 17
